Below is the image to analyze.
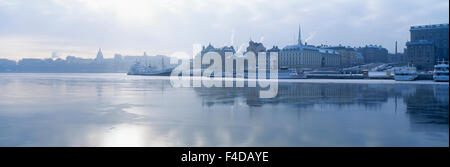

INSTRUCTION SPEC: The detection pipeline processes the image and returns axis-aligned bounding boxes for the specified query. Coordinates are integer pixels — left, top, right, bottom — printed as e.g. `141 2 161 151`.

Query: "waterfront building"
279 26 340 69
388 53 405 63
199 44 219 69
1 49 175 73
200 43 236 71
265 46 280 69
245 40 267 54
0 59 17 72
356 53 364 64
357 45 388 63
66 55 93 64
387 41 405 63
319 48 341 67
406 23 449 70
245 40 267 68
323 45 361 67
114 54 123 62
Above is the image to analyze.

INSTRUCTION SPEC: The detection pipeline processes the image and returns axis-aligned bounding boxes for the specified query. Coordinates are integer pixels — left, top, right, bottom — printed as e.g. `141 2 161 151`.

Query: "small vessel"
394 65 418 81
433 60 449 82
277 68 308 79
127 62 173 76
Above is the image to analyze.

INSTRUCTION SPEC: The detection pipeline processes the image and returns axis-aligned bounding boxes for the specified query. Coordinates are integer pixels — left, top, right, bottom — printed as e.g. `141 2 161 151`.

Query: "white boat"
127 62 173 76
433 60 449 82
394 65 418 81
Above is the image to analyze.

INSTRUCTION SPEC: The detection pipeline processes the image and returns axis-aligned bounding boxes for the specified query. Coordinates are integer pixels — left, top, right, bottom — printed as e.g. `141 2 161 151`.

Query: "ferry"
394 65 418 81
127 62 173 76
433 60 449 82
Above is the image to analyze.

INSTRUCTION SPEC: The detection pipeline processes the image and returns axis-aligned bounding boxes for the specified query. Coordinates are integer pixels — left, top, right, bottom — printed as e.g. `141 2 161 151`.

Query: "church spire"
298 24 302 46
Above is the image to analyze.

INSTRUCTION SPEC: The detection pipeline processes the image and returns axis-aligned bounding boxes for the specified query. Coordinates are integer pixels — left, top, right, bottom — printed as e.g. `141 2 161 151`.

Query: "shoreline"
1 73 448 85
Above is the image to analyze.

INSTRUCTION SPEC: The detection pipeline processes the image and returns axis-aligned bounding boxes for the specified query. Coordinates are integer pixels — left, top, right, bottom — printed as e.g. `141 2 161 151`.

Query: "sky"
0 0 448 60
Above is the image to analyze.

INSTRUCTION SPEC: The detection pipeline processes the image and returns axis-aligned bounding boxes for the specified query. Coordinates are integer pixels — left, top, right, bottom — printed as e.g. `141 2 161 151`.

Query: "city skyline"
0 0 449 60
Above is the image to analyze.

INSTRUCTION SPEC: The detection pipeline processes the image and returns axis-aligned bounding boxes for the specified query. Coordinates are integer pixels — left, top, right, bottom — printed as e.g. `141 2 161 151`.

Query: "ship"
433 60 449 82
394 65 418 81
127 62 173 76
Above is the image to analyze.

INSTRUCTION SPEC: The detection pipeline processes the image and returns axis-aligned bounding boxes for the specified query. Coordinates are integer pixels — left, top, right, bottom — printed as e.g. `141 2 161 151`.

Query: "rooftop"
319 48 340 55
406 40 434 45
410 23 449 30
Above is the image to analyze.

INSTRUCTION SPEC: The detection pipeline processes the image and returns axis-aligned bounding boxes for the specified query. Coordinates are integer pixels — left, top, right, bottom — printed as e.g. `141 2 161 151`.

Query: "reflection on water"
0 73 448 146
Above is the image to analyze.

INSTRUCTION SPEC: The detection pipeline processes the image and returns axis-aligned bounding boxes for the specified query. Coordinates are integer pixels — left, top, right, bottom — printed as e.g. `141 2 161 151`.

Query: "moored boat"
433 60 449 82
394 65 418 81
127 62 173 76
276 68 308 79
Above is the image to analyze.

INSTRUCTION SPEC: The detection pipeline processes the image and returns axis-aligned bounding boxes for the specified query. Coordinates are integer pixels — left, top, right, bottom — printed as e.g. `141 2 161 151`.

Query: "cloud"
0 0 448 59
304 31 317 43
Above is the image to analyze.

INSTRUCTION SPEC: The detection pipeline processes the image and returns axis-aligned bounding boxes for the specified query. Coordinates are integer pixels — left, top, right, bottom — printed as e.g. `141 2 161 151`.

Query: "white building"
279 26 340 69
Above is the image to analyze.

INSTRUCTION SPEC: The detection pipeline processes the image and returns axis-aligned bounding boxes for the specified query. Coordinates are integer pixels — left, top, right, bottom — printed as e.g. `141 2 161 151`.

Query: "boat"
433 60 449 82
127 62 173 76
394 65 418 81
276 68 308 79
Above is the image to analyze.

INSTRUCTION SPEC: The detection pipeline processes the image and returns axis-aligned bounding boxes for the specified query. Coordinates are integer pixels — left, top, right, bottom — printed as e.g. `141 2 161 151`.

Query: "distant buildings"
322 45 362 67
0 59 17 72
0 50 173 73
245 40 267 54
357 45 388 63
201 43 236 57
387 53 405 63
406 23 449 70
355 53 364 64
387 41 405 63
245 40 267 68
6 23 444 73
265 46 280 69
200 43 236 71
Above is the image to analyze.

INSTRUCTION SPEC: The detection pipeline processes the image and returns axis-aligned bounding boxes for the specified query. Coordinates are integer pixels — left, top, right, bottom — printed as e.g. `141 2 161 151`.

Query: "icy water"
0 73 448 147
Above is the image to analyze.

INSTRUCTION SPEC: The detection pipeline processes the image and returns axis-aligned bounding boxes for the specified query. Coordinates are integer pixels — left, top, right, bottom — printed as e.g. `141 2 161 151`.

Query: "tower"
95 48 104 61
395 41 398 55
298 24 302 46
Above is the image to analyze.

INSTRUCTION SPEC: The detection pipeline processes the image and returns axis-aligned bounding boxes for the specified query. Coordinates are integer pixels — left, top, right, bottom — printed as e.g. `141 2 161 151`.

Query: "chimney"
298 24 302 46
395 41 398 55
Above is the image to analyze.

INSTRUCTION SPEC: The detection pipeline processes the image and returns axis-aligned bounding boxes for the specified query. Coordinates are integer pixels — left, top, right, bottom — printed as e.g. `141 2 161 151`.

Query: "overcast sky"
0 0 448 60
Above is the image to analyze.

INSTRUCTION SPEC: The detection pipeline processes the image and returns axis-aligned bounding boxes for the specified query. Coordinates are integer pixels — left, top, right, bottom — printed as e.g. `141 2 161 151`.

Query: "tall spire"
298 24 302 46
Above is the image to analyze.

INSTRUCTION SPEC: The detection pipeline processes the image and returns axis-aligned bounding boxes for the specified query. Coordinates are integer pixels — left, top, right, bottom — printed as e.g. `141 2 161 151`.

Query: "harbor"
0 0 448 150
127 62 446 81
0 73 448 146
